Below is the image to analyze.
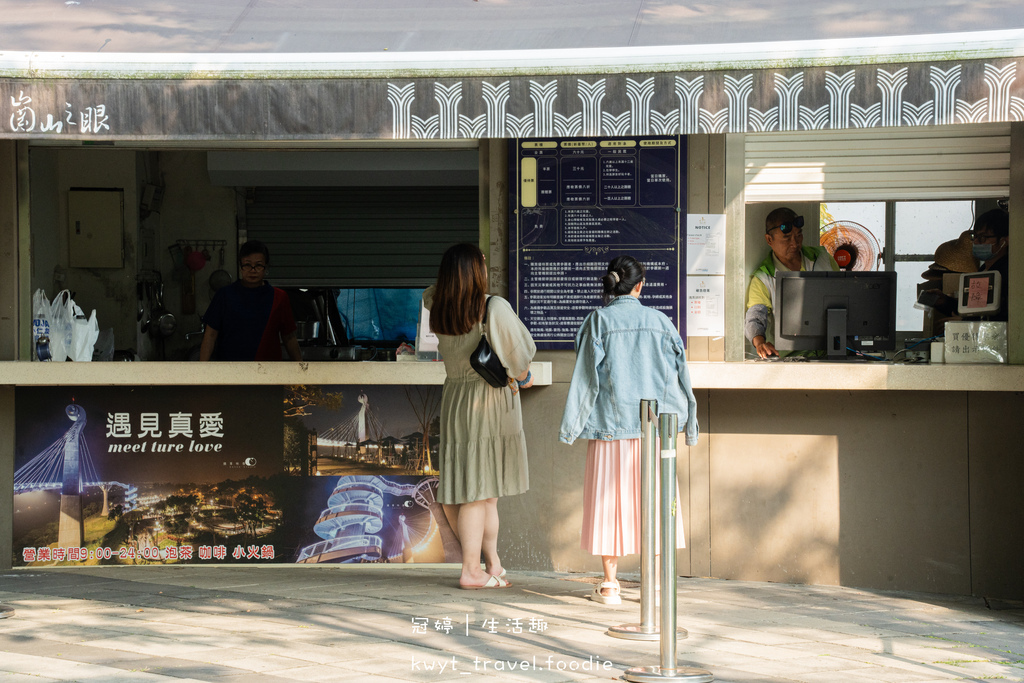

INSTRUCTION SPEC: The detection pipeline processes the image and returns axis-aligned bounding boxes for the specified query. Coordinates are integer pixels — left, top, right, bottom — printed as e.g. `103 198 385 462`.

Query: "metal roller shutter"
244 186 479 287
744 124 1011 202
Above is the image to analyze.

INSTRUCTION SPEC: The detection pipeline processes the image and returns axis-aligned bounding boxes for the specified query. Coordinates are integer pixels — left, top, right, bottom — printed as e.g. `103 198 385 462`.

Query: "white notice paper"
686 214 727 275
416 301 440 360
686 276 725 337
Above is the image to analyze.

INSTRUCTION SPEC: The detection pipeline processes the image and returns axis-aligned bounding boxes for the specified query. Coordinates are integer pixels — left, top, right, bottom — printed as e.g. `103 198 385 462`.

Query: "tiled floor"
1 566 1021 682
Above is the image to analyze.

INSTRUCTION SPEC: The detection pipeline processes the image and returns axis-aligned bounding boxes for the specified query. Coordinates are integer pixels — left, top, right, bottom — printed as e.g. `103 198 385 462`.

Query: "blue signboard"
509 137 686 350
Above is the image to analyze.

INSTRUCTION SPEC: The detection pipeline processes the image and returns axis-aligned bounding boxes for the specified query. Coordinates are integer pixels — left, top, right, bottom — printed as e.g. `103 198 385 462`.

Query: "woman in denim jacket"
559 255 699 604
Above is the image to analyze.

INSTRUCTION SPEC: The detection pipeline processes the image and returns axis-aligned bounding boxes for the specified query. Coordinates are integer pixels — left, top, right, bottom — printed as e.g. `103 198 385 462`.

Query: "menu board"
509 137 686 349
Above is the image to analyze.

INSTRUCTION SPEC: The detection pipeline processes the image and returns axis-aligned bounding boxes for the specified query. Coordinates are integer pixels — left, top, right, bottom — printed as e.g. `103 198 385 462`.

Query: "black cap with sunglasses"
766 208 804 235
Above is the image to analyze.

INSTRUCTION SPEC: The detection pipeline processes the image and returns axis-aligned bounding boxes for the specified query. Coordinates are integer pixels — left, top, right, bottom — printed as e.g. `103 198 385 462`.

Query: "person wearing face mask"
744 207 840 358
970 208 1010 321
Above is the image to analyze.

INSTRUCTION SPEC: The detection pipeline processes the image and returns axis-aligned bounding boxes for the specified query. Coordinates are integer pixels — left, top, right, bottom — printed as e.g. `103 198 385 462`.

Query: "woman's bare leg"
601 555 619 596
458 498 495 587
481 498 503 577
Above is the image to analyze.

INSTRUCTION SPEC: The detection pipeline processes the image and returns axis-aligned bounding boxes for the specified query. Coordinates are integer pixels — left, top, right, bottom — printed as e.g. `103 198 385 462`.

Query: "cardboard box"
941 272 962 297
944 321 1007 363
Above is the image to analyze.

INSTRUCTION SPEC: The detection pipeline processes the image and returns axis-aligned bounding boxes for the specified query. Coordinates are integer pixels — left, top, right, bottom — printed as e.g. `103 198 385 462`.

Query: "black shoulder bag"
470 297 511 388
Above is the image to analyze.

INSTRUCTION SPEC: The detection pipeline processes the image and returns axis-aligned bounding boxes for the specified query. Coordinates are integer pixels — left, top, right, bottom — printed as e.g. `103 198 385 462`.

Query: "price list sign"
509 137 686 349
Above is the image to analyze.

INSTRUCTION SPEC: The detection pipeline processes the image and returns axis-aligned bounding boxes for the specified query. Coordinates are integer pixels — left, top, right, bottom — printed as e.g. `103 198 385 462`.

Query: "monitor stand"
821 307 880 362
827 307 849 360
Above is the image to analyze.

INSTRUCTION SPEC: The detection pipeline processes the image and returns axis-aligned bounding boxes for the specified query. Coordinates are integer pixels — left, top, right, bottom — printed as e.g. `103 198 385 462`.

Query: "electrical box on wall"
68 188 124 268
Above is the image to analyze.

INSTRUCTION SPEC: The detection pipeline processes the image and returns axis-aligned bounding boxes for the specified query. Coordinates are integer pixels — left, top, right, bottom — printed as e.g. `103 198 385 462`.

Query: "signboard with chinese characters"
686 275 726 337
943 321 1007 364
509 137 686 349
12 385 459 567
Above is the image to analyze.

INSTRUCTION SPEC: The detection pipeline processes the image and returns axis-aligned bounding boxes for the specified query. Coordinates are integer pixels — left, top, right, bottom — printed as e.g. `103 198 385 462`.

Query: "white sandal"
590 580 621 604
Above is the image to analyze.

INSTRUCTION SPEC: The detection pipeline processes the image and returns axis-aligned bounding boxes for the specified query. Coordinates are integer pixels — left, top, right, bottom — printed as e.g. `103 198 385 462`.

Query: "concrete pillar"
0 141 25 359
1008 122 1023 364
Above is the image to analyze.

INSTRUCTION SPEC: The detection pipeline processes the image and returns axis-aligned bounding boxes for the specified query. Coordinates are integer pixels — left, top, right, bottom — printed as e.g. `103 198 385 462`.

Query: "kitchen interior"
27 145 481 362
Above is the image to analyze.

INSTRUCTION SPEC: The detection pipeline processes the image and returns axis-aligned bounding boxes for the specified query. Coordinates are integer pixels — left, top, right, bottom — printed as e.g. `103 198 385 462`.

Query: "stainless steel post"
623 413 713 683
658 412 680 672
608 399 664 640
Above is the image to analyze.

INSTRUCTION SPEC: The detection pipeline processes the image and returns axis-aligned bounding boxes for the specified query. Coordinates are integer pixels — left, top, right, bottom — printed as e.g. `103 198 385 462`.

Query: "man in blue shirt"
199 241 302 361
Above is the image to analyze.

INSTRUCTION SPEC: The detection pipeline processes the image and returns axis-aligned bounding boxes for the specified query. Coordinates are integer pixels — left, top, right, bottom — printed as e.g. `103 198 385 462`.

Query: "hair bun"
608 271 620 284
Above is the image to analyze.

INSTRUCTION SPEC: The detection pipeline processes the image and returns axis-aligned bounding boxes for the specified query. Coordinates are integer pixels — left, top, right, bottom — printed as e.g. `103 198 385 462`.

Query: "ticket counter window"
819 200 977 335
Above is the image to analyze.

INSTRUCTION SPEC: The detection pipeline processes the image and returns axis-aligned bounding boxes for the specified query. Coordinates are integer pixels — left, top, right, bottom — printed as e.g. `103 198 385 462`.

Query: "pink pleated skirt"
580 438 686 557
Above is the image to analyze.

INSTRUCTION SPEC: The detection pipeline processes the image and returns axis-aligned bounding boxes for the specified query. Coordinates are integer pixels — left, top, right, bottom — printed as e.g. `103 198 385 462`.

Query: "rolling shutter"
244 186 479 287
744 124 1011 202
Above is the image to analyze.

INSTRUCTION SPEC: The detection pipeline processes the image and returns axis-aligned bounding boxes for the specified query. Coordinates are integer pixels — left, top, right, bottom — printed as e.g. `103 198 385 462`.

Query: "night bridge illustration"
14 403 138 548
296 475 458 564
314 390 435 472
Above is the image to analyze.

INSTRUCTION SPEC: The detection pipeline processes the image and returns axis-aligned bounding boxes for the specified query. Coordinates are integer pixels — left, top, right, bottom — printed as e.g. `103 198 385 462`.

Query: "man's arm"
745 276 777 358
745 304 777 358
283 331 302 361
199 326 218 361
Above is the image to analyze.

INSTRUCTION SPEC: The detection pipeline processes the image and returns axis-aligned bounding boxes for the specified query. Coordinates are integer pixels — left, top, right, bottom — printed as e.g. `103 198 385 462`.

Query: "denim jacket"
559 295 699 446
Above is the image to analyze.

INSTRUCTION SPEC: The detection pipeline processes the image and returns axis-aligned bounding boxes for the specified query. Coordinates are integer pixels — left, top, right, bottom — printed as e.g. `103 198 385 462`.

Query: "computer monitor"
774 271 897 359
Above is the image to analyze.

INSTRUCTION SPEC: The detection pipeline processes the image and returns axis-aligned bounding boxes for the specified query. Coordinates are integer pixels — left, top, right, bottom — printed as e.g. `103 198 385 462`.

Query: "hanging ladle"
209 245 232 291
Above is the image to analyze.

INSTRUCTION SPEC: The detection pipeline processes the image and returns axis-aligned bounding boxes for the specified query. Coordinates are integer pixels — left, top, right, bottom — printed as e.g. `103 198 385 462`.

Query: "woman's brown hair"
430 243 488 336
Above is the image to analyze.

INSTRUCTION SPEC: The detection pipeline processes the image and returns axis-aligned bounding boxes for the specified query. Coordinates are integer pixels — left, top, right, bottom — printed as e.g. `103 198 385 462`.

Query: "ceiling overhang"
3 30 1024 141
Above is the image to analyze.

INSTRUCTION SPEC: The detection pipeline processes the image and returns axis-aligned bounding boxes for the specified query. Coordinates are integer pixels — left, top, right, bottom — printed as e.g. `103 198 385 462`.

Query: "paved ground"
1 566 1022 682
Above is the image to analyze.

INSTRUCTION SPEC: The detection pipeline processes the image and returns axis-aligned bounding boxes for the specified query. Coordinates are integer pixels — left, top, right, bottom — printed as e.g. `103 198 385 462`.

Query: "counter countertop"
0 360 552 387
1 360 1023 391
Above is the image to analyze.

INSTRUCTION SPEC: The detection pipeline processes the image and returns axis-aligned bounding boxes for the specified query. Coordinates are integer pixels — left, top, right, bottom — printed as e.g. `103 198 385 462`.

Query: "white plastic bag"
48 290 74 362
70 305 99 362
32 288 51 361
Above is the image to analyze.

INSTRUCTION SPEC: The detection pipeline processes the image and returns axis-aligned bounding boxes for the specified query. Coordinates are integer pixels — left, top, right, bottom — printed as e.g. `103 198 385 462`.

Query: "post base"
607 623 687 640
623 665 714 682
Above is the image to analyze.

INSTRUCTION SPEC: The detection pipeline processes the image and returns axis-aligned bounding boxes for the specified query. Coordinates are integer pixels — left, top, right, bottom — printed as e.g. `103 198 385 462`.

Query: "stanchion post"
640 399 658 630
623 413 713 683
608 399 664 640
659 412 679 672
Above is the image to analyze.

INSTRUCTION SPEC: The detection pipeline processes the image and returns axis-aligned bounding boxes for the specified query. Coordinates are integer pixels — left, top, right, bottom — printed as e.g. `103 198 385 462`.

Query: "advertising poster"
509 136 687 350
12 385 458 567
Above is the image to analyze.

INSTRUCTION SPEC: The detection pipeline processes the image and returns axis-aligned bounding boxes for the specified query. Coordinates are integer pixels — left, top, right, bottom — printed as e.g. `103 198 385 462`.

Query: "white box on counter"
944 321 1007 364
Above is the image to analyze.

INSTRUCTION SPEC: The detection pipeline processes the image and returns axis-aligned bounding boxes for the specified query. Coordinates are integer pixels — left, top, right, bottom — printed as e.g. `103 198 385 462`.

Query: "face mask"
972 243 995 261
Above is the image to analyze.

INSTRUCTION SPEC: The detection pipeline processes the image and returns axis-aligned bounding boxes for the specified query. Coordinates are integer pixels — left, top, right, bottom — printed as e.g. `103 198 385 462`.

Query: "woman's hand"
516 369 534 389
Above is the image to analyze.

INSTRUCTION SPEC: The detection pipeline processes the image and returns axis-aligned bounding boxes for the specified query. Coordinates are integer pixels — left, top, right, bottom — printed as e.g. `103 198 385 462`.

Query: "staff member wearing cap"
970 208 1010 321
199 240 302 362
745 207 839 359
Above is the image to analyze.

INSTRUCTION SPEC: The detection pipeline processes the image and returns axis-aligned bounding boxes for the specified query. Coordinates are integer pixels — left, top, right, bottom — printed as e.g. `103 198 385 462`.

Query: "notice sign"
686 214 727 275
687 276 725 336
510 137 686 349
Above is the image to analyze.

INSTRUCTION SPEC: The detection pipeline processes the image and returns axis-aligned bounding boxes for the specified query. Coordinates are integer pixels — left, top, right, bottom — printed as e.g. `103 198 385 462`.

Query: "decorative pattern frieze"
386 61 1024 139
4 58 1023 140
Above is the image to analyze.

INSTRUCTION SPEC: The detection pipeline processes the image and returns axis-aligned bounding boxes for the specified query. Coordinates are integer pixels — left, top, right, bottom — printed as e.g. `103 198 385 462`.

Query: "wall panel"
745 125 1011 202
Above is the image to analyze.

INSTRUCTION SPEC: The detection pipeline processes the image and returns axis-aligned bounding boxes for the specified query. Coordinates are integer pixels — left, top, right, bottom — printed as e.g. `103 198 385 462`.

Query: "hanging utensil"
141 282 152 334
167 243 185 271
136 281 145 322
209 245 232 291
185 249 206 273
151 283 177 338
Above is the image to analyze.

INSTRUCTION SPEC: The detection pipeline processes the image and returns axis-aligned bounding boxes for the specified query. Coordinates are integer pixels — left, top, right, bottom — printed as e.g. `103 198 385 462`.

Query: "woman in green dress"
423 243 536 589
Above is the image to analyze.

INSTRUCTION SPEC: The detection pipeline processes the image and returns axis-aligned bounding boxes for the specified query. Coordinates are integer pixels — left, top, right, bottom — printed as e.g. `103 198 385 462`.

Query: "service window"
820 199 978 335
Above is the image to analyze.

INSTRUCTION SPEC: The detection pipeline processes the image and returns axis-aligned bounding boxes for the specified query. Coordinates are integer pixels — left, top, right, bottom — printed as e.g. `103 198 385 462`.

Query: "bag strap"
481 296 493 326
